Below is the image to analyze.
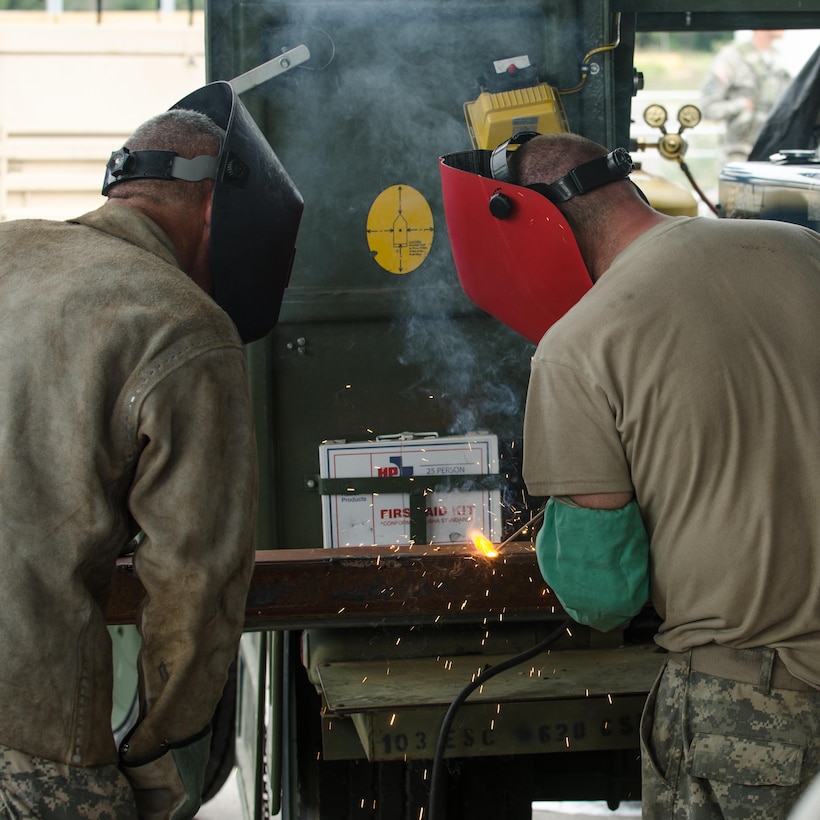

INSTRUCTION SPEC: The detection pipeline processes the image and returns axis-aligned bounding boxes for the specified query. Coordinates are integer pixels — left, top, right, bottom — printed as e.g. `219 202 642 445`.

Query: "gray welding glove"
120 728 212 820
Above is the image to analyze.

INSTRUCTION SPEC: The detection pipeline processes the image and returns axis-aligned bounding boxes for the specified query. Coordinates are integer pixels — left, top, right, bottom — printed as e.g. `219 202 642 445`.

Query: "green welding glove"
536 497 650 632
120 729 211 820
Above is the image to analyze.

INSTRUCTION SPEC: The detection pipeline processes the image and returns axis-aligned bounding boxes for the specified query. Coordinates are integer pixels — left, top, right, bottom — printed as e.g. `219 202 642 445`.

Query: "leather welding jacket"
0 202 257 767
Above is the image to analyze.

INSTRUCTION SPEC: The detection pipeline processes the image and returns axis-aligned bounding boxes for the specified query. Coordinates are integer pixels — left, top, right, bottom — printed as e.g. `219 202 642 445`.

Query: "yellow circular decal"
366 185 434 274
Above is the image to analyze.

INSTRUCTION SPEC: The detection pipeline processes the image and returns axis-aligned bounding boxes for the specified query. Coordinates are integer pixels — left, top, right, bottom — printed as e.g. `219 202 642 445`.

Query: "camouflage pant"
641 651 820 819
0 744 138 820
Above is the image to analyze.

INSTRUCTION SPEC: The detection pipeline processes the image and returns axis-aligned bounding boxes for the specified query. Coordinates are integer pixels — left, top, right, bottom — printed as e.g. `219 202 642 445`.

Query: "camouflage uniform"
700 40 791 161
0 744 138 819
641 649 820 818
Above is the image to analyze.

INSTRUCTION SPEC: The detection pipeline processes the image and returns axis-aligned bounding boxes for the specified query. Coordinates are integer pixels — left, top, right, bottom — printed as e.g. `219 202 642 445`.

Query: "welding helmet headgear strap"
102 149 220 195
528 147 635 204
489 130 541 183
489 132 634 204
170 81 304 343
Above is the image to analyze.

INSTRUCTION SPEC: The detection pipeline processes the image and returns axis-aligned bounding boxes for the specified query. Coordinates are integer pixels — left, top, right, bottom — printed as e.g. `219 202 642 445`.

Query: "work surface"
105 543 561 629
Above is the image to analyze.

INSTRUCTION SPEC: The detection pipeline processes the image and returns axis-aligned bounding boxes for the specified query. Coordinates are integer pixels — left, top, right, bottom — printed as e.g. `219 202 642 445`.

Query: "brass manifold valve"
636 102 720 217
637 103 702 161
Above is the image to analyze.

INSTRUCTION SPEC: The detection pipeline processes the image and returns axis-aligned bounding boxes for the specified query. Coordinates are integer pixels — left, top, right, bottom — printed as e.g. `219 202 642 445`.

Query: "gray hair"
126 109 225 158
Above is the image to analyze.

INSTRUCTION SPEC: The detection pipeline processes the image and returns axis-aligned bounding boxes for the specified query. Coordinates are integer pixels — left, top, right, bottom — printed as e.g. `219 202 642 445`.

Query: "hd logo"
376 456 414 478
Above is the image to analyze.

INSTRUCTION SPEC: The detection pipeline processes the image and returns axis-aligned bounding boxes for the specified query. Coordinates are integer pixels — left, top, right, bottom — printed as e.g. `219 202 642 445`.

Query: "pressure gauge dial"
643 104 668 129
678 105 702 129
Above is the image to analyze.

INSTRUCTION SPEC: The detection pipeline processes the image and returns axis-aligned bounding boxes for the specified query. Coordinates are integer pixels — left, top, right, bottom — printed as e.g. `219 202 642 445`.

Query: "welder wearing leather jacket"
0 83 302 819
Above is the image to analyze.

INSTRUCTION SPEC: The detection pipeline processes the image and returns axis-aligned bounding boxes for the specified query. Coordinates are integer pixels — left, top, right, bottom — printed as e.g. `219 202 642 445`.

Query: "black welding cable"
427 615 574 820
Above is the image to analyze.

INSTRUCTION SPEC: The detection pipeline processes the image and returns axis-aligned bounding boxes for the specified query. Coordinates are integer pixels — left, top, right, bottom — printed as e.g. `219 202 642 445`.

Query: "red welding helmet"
440 146 591 345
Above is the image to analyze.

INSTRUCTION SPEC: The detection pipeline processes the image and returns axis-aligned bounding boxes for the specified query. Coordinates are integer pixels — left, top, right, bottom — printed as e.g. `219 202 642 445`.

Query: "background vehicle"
720 42 820 230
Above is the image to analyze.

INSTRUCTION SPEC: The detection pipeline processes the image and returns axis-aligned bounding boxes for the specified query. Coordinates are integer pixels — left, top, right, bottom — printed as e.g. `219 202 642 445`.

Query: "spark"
607 693 613 705
362 676 368 683
390 713 397 726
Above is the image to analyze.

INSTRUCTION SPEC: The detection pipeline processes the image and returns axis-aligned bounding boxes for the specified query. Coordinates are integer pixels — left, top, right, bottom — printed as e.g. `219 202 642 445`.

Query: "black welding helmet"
440 132 630 344
103 81 303 343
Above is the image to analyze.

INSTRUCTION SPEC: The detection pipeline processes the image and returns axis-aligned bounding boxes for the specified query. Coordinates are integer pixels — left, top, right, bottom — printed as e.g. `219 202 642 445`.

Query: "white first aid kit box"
318 433 500 547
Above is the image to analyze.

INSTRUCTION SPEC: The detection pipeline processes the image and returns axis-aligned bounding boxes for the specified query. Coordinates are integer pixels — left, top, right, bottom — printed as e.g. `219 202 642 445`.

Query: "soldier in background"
700 30 792 162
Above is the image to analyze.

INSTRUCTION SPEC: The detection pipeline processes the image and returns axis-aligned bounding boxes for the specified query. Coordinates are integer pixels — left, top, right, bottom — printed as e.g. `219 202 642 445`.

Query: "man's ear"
187 186 216 295
203 185 214 230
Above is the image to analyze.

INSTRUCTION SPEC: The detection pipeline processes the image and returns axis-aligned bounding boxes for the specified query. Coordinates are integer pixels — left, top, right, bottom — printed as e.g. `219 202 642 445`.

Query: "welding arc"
427 616 574 820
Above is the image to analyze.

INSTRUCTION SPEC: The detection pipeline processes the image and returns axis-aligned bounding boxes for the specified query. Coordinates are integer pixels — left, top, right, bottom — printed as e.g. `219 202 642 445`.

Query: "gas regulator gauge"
678 105 702 130
643 104 668 129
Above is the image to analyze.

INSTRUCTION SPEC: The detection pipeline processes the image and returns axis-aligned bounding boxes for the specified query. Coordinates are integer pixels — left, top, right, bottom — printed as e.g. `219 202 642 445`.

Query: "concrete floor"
195 769 641 819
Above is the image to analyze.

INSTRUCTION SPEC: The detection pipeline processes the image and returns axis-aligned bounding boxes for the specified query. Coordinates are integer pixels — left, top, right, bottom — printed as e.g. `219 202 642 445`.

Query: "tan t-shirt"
523 216 820 687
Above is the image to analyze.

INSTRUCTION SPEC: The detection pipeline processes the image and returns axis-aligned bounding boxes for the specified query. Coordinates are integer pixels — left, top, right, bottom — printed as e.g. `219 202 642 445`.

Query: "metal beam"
105 543 561 630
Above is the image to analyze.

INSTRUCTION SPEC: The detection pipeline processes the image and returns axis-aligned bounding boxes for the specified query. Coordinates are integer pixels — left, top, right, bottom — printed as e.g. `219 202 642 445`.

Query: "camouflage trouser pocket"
641 652 820 819
640 661 684 816
0 789 18 820
0 743 138 820
687 732 804 786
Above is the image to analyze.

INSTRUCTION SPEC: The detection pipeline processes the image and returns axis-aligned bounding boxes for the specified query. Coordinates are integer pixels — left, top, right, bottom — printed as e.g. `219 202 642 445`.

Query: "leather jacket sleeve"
120 344 257 766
